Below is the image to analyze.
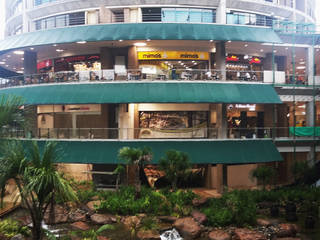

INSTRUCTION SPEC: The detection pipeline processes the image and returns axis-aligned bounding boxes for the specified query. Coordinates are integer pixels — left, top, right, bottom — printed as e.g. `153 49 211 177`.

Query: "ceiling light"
0 62 5 64
285 47 288 50
228 40 232 43
5 65 8 67
119 39 123 42
17 71 23 73
14 50 24 55
134 42 147 47
56 49 64 52
244 55 249 59
21 58 24 60
244 44 248 47
146 39 151 41
260 49 264 52
53 44 57 47
30 47 34 50
273 50 277 53
296 66 306 69
7 55 11 58
21 67 24 70
76 41 87 44
210 40 213 42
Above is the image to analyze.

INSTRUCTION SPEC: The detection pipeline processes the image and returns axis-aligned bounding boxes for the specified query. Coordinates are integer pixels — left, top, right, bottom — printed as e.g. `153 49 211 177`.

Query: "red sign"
226 55 239 62
249 57 261 64
37 59 52 70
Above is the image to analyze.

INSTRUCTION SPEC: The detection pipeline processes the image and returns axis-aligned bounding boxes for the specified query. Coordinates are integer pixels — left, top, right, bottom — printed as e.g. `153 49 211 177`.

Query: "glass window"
202 10 214 23
162 8 176 22
189 9 202 22
176 9 189 22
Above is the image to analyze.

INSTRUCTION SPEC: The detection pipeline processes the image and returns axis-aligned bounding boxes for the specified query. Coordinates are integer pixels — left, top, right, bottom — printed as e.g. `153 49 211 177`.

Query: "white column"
22 0 31 33
216 0 226 24
306 101 315 127
307 46 315 86
215 42 226 81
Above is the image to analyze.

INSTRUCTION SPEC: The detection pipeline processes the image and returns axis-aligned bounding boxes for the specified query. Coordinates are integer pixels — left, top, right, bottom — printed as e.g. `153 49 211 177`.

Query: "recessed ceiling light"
210 40 213 42
30 47 34 50
0 62 5 64
134 42 147 47
17 71 23 73
5 65 9 67
260 49 264 52
119 39 123 42
13 50 24 55
285 47 289 50
76 41 87 44
228 40 232 43
21 67 24 70
21 58 24 60
7 55 11 58
273 50 277 53
244 44 248 47
56 49 64 52
53 44 57 47
146 39 151 41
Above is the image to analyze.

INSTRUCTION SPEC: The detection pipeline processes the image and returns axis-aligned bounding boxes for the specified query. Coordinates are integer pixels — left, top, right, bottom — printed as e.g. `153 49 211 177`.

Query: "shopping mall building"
0 0 319 191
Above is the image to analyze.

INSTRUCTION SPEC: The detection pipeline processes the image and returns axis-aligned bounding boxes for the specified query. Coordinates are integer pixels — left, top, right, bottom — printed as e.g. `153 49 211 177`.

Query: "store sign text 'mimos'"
138 51 209 60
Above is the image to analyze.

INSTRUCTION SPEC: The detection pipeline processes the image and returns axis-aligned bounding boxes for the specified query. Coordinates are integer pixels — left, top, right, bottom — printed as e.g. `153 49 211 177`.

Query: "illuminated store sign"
226 55 239 62
249 57 261 64
138 51 209 60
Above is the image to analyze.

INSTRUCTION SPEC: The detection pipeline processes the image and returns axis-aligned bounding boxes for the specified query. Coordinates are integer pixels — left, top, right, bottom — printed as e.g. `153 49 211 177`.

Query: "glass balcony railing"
1 127 319 140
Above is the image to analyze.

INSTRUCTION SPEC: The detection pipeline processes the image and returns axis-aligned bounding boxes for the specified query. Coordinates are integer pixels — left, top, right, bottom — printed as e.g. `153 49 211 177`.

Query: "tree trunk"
134 165 141 199
32 218 43 240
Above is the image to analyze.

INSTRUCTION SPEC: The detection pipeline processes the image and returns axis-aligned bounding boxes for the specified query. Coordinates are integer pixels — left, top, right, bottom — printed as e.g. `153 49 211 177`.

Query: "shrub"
0 219 30 238
251 165 276 189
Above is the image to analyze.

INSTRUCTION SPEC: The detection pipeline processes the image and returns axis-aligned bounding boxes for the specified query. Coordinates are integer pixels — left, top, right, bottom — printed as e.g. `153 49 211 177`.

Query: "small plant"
77 224 115 240
159 150 191 190
0 219 30 238
140 217 159 231
250 165 276 190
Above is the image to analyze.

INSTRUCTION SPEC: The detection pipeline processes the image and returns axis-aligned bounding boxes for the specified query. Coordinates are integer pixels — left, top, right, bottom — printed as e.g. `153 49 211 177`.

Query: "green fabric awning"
27 139 282 164
0 23 282 53
289 127 320 137
0 82 282 104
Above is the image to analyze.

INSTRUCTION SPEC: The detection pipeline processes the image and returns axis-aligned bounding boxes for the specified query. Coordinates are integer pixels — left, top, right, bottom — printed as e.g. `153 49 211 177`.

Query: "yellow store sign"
138 51 209 60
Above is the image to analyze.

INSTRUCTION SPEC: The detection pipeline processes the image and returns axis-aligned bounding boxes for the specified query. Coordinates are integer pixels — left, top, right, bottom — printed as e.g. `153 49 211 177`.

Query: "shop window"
111 9 124 22
69 12 85 26
142 8 162 22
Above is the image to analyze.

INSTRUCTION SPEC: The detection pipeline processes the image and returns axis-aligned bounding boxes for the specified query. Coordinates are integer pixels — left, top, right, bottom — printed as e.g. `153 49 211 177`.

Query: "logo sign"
138 51 209 60
249 57 261 64
226 55 239 62
37 59 53 70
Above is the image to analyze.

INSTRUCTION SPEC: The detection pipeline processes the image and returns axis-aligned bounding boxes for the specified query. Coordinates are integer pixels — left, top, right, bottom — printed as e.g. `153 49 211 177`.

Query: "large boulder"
208 230 231 240
90 213 116 225
277 224 298 238
158 216 178 223
87 200 101 212
70 221 90 231
173 217 202 239
137 230 161 240
68 209 87 222
122 216 141 229
233 228 267 240
192 197 208 207
191 211 207 225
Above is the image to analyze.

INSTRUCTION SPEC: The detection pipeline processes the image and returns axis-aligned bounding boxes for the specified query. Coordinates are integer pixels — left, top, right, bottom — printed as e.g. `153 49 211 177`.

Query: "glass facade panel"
160 8 215 23
34 0 57 6
34 12 84 30
162 8 176 22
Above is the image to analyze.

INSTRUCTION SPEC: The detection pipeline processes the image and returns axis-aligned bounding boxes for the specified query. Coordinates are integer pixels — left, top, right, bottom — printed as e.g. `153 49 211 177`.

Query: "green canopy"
0 82 282 104
26 139 282 164
289 127 320 137
0 23 282 53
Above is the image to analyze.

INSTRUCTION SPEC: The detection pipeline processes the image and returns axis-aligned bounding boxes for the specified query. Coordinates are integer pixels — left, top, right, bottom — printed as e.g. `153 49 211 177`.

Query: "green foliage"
140 217 159 231
0 95 24 129
202 190 256 227
159 150 192 190
0 219 30 238
250 165 276 189
97 186 196 216
118 146 152 165
74 224 115 240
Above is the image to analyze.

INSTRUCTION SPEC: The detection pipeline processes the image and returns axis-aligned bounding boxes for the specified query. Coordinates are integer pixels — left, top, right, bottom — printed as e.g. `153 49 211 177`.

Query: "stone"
122 216 141 228
90 213 116 225
191 210 207 224
208 230 231 240
158 216 178 223
233 228 267 240
68 209 87 222
91 195 100 201
277 224 298 238
192 197 208 207
17 215 32 226
87 200 101 212
70 221 90 231
11 234 25 240
97 237 110 240
257 218 273 227
173 217 202 239
44 205 69 224
137 230 161 240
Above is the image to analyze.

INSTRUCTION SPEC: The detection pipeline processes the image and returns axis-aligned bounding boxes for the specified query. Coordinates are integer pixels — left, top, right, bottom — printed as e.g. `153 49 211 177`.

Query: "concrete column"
307 46 315 86
22 0 30 33
124 8 130 23
216 0 226 24
216 103 227 138
215 42 226 81
216 164 224 193
23 51 37 74
99 6 112 23
127 46 139 70
100 47 113 69
306 101 315 127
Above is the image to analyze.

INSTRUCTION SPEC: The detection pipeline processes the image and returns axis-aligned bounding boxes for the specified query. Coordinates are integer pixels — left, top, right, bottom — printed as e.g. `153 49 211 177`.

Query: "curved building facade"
0 0 319 189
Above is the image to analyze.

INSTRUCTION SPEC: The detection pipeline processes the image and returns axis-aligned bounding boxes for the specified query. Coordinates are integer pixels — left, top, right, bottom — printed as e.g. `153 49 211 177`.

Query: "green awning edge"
16 139 283 164
289 127 320 137
0 82 282 104
0 23 282 54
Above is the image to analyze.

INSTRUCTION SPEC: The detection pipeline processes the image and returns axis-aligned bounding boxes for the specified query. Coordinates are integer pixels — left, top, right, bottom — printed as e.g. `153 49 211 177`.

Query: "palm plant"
0 141 77 240
118 146 152 198
159 150 191 190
